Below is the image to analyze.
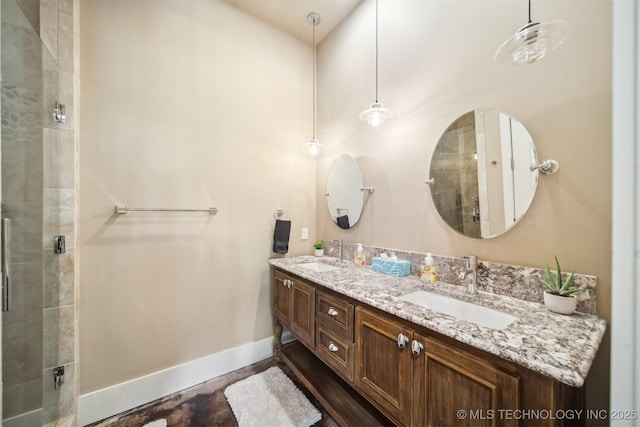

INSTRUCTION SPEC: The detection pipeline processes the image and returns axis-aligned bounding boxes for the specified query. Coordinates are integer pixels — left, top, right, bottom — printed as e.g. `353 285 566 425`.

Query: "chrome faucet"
463 255 478 295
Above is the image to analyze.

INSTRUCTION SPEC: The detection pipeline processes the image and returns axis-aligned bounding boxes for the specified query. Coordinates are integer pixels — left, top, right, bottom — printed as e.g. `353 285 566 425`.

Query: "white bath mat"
224 366 322 427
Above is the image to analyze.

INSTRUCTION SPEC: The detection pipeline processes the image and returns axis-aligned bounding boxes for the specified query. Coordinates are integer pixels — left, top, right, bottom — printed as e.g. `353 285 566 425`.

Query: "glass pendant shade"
359 102 392 127
495 20 569 65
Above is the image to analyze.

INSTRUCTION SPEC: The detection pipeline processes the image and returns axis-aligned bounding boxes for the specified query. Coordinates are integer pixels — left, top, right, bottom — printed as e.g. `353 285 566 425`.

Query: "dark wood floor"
87 357 338 427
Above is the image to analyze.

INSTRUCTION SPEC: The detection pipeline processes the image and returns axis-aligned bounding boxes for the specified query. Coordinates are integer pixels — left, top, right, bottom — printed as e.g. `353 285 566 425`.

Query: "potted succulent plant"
540 256 584 315
313 242 325 257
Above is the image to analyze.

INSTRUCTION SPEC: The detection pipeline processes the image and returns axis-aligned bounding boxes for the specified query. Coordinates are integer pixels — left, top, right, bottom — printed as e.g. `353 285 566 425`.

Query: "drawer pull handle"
397 333 409 349
328 341 339 352
411 339 424 356
327 307 339 317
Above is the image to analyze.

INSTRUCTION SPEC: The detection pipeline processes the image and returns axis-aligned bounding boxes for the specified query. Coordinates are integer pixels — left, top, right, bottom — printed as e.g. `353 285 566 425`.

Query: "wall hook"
360 186 375 193
530 159 560 175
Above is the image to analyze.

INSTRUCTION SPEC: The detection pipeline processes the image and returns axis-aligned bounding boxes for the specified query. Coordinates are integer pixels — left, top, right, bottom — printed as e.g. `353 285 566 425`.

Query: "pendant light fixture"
359 0 392 127
495 0 569 65
306 13 321 156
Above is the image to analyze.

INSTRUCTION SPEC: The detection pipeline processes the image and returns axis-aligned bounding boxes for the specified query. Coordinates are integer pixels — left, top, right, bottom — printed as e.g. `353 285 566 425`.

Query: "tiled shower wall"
40 0 77 424
430 111 480 238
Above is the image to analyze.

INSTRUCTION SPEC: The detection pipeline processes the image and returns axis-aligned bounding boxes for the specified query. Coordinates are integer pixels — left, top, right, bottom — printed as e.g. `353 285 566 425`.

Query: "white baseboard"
78 336 274 426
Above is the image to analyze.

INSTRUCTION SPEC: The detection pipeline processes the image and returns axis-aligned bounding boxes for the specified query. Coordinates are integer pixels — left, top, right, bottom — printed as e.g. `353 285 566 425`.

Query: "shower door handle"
2 218 11 312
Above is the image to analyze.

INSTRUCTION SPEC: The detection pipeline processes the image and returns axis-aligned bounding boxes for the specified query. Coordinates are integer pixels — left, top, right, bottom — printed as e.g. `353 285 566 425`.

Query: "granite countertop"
269 255 606 388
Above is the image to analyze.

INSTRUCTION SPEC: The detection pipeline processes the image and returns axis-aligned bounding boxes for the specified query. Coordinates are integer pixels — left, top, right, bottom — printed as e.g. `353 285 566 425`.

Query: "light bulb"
513 44 546 64
307 138 320 156
367 111 384 127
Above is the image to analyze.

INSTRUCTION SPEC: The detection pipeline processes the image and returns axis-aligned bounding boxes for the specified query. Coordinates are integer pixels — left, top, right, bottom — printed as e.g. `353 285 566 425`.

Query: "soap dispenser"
420 253 436 283
354 243 366 266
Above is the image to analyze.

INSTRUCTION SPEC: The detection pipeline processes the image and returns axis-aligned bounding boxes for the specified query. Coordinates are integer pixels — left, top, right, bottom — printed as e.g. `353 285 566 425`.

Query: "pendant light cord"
375 0 379 103
527 0 532 23
312 19 317 139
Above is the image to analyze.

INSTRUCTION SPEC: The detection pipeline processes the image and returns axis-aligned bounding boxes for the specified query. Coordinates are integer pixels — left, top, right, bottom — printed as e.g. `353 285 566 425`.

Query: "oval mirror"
429 109 538 239
326 154 364 229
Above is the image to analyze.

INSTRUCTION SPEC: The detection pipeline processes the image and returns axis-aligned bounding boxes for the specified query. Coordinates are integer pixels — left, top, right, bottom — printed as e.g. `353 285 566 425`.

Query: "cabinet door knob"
328 341 339 352
397 333 410 349
411 339 424 356
327 307 339 317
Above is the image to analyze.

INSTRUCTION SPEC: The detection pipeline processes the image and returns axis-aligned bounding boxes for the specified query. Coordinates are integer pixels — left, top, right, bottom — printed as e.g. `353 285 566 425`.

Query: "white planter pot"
314 249 324 257
543 291 577 315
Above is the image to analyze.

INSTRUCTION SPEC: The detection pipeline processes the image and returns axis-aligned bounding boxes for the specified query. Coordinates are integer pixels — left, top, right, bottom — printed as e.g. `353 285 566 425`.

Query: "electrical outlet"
301 227 309 240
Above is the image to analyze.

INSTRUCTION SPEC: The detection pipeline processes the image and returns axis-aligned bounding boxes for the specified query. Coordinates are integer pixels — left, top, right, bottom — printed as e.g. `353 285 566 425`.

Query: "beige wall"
79 0 316 393
79 0 612 412
317 0 611 411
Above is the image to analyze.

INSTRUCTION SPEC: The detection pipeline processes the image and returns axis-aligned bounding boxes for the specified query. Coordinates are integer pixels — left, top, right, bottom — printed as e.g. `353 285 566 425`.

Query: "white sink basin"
299 262 340 273
398 290 517 330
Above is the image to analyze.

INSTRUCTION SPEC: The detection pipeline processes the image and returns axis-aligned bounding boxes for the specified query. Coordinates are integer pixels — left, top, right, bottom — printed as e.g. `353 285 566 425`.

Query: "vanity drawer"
316 326 353 381
317 291 353 335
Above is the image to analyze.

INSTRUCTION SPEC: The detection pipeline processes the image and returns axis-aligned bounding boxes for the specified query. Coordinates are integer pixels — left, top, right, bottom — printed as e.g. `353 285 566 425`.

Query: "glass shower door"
1 0 65 424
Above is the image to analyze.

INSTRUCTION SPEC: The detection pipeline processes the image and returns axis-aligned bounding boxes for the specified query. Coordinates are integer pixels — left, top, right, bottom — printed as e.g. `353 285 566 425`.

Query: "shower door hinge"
53 101 66 123
53 366 65 389
54 235 65 254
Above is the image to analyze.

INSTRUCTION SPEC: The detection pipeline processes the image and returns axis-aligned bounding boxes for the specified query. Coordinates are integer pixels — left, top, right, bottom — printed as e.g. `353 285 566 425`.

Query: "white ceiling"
220 0 363 44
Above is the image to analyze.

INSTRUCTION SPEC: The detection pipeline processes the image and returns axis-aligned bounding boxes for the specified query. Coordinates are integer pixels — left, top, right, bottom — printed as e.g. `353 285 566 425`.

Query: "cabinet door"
290 279 315 348
355 307 413 426
413 333 519 427
273 270 291 324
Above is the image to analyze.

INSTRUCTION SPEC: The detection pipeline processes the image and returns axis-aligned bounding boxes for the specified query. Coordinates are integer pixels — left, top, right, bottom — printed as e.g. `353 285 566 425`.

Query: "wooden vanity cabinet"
272 268 585 427
316 290 355 381
273 270 315 349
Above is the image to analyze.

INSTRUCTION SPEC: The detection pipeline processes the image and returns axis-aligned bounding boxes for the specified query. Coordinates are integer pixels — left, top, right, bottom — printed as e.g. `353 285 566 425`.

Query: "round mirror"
429 109 538 239
326 154 364 229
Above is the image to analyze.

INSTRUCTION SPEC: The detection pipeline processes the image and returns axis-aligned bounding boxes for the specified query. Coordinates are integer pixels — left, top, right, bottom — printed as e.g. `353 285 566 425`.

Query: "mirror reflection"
429 109 538 239
326 154 364 229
